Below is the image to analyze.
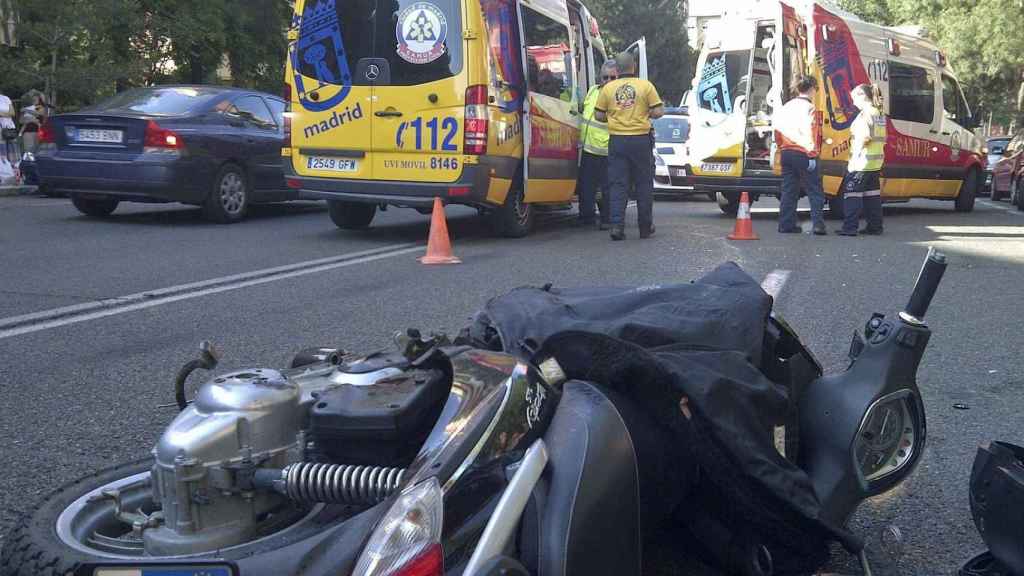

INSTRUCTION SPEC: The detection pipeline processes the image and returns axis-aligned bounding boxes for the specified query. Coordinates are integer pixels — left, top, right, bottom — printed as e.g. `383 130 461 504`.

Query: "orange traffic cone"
727 192 759 241
420 197 462 265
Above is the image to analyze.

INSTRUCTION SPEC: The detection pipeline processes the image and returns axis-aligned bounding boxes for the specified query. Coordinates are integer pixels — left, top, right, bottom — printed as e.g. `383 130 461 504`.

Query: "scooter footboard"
524 380 642 576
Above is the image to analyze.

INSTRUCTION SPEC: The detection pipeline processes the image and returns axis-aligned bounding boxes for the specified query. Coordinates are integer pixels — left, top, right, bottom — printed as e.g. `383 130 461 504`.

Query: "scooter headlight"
853 390 924 490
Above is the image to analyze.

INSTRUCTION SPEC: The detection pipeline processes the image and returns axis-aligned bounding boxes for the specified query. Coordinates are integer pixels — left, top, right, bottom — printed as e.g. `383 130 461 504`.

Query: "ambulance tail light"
283 83 292 149
464 85 489 156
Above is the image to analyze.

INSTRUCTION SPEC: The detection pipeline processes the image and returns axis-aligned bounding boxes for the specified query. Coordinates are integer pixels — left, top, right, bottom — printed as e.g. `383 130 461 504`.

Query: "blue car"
35 86 289 223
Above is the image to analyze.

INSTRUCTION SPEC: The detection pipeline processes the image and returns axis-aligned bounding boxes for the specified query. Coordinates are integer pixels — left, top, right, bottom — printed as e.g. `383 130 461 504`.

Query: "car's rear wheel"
70 195 118 218
327 200 376 230
204 164 249 223
715 192 740 216
491 183 534 238
1012 178 1024 211
955 169 978 212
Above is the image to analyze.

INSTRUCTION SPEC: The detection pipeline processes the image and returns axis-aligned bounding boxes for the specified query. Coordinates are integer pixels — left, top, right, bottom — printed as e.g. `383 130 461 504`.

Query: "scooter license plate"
93 565 235 576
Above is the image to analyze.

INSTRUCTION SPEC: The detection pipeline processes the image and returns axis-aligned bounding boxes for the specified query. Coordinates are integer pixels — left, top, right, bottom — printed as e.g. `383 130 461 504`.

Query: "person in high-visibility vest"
836 83 887 236
578 60 619 229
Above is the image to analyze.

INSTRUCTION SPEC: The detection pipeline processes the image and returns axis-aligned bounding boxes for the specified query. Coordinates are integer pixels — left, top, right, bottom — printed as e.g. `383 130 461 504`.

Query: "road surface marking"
0 243 423 340
761 269 791 299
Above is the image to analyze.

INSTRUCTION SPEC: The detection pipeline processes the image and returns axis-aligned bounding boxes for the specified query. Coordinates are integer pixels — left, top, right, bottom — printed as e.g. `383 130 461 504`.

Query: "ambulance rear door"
770 2 808 171
517 0 580 202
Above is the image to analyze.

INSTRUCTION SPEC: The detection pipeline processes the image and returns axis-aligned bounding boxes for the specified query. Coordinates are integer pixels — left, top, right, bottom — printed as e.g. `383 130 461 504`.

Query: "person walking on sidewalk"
0 91 15 165
578 60 618 230
836 84 886 236
595 51 664 241
773 75 826 235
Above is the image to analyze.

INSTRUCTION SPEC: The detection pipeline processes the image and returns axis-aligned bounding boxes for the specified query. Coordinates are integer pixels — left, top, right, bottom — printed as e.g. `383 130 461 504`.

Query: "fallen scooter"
0 251 947 576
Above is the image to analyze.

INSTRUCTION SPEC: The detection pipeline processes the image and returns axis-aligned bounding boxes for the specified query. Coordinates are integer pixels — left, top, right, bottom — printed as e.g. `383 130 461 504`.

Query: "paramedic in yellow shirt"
595 52 665 240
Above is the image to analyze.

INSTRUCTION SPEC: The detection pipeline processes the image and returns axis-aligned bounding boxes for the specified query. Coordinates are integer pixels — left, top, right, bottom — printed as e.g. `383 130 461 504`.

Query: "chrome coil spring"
282 462 406 505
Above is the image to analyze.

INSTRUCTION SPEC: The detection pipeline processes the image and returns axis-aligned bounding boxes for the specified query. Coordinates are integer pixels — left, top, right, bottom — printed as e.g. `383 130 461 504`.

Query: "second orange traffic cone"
420 197 462 265
727 192 759 241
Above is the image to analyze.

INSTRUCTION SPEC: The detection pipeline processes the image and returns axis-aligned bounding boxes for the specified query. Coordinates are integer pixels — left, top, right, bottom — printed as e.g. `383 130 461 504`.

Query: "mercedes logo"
366 64 380 81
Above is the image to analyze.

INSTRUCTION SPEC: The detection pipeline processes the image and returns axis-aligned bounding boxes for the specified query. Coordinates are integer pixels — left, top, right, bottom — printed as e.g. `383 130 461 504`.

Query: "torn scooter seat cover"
462 262 845 569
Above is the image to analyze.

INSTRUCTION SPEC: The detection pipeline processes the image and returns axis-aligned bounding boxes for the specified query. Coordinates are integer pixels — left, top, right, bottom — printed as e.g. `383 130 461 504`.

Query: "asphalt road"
1 193 1022 575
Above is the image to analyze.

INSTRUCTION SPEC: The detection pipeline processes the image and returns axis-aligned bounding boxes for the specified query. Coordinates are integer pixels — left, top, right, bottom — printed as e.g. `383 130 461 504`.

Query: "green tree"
586 0 691 105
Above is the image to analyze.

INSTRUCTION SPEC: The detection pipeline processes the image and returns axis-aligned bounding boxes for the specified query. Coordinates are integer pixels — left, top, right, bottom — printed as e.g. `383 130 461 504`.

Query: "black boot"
610 226 625 241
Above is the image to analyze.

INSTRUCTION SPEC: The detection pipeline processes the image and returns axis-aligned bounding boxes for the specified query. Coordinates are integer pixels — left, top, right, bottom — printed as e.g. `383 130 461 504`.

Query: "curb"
0 185 39 197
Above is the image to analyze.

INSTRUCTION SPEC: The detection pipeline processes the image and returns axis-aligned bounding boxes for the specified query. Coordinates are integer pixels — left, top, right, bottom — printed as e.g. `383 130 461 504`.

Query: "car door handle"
375 110 403 118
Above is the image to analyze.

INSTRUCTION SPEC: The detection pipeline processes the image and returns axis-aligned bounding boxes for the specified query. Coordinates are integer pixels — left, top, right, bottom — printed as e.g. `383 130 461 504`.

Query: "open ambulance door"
623 37 649 79
517 0 580 203
769 3 809 171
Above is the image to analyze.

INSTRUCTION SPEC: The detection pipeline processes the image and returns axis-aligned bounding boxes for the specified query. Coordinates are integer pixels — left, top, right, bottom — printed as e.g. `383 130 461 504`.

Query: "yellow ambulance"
283 0 645 236
687 0 985 217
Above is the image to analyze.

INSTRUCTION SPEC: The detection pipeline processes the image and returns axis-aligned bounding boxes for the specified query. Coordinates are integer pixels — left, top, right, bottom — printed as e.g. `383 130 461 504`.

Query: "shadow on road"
63 201 328 227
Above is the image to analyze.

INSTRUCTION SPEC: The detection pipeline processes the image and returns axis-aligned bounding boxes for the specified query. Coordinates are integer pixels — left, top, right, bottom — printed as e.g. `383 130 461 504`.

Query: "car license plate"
671 167 688 177
307 156 357 172
94 566 234 576
77 129 123 144
701 162 733 173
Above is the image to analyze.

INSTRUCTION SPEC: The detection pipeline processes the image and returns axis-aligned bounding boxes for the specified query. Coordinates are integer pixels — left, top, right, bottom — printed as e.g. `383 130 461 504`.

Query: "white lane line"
761 269 791 299
0 243 423 340
979 200 1023 216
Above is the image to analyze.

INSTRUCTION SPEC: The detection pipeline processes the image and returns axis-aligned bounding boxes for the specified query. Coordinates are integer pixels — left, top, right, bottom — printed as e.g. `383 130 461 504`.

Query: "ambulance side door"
939 73 976 186
517 0 580 202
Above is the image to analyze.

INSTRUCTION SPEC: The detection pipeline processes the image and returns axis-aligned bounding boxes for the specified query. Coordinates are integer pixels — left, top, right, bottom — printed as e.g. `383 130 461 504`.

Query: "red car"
990 132 1024 210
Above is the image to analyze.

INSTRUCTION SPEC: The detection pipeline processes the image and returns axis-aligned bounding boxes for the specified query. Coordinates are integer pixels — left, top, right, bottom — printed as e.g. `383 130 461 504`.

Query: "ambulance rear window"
293 0 463 87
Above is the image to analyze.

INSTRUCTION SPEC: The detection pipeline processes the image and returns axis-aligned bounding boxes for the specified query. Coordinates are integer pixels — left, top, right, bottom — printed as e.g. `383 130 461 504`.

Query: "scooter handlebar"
904 247 947 321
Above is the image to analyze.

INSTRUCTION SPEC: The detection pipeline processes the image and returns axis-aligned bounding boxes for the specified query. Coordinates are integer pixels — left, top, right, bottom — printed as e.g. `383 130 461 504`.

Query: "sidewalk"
0 184 38 197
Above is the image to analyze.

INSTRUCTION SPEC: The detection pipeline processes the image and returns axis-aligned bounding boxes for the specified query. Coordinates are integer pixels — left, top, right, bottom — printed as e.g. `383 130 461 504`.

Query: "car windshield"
654 116 689 143
89 87 225 116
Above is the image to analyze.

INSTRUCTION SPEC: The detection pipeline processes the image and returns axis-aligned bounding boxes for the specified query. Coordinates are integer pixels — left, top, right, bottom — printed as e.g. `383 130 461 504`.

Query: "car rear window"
988 140 1009 155
655 117 689 143
294 0 463 87
91 87 224 116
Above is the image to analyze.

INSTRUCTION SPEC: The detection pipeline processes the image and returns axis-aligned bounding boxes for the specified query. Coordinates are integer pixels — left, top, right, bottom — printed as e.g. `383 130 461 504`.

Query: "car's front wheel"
70 195 119 218
204 164 249 223
327 200 376 230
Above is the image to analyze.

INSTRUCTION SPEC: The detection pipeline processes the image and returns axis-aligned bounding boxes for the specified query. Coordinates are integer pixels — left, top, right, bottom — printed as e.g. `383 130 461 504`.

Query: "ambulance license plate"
700 162 733 173
307 156 357 172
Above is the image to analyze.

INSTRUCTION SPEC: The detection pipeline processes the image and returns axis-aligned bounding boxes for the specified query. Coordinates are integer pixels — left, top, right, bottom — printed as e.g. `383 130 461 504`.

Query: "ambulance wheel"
492 184 533 238
716 192 740 216
328 200 376 230
827 195 845 220
706 192 718 202
955 169 978 212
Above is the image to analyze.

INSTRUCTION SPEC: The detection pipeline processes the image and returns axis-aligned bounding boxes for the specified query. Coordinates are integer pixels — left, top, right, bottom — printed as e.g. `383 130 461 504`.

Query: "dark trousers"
579 151 610 224
841 171 883 233
608 134 654 231
780 149 825 231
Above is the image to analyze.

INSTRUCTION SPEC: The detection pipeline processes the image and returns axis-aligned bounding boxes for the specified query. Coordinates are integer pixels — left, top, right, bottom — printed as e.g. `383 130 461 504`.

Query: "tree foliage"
838 0 1024 128
586 0 692 105
0 0 289 110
